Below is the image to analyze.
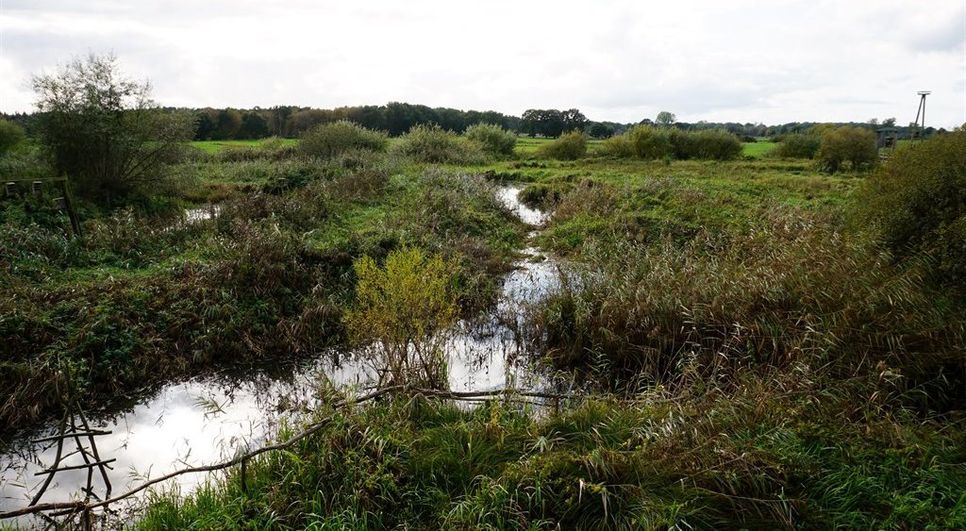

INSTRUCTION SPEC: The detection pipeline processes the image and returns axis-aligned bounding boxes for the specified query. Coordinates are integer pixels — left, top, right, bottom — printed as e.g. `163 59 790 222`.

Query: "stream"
0 185 559 526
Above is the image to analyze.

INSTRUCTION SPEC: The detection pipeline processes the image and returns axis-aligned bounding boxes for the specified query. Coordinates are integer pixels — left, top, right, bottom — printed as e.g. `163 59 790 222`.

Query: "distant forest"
2 102 943 141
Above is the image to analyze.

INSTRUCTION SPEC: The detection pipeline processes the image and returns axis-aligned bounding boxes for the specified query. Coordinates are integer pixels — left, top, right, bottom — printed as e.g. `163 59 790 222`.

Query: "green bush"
774 133 821 159
858 131 966 289
626 125 672 159
299 120 388 159
345 248 460 389
392 124 486 164
463 123 516 157
32 54 195 205
0 119 26 155
536 131 587 160
600 126 740 161
817 126 877 172
670 129 742 161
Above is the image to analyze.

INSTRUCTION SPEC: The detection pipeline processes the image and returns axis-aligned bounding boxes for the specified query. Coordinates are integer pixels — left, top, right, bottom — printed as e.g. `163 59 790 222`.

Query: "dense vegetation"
1 56 963 530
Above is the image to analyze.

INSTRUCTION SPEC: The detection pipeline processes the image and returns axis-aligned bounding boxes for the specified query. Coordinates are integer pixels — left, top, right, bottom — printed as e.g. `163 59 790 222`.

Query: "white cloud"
1 0 963 127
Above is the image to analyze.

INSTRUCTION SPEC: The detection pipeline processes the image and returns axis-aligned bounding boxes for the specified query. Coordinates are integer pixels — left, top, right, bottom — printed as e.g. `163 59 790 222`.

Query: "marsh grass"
137 375 966 530
529 210 964 407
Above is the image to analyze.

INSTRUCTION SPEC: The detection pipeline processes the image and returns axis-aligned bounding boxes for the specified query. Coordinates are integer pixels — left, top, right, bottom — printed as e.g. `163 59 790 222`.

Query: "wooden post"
60 178 82 238
240 457 249 495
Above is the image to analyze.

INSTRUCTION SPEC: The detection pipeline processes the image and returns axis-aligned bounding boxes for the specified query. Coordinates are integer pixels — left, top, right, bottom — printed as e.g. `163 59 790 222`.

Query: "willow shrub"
536 131 587 160
816 126 877 172
774 132 821 159
344 247 460 388
857 130 966 290
299 120 388 159
600 125 741 161
392 124 487 164
464 123 516 157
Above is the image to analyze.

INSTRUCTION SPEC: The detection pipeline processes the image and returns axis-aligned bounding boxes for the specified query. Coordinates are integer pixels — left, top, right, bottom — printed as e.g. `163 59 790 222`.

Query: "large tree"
32 54 194 204
656 111 676 126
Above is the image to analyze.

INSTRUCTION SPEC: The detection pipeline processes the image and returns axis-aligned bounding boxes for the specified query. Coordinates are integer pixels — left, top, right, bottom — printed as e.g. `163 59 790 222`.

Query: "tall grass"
139 376 966 529
528 207 965 409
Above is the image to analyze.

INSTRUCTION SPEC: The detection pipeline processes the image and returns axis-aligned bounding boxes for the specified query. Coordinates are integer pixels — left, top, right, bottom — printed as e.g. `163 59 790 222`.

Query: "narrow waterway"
0 185 558 526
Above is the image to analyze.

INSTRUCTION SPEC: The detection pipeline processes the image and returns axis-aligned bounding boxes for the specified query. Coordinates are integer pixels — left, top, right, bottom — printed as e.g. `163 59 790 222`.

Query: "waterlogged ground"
0 186 559 525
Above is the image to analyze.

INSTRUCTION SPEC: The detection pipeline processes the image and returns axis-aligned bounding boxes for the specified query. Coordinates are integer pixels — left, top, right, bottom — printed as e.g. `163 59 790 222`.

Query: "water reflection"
0 186 559 526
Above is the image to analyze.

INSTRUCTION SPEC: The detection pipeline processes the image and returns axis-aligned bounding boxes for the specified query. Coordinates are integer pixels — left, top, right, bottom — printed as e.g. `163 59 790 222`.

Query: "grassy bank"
139 379 965 529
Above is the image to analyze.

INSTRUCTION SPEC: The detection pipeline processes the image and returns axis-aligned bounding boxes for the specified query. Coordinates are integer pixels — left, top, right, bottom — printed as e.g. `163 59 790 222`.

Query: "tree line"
182 103 522 140
3 104 945 144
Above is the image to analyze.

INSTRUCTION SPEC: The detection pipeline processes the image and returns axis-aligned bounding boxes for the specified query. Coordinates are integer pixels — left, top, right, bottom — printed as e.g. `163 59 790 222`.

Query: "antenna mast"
913 91 930 140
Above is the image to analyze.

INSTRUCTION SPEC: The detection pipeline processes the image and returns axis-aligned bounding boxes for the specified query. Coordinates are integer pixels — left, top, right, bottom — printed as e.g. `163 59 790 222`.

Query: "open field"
191 138 299 153
741 140 778 157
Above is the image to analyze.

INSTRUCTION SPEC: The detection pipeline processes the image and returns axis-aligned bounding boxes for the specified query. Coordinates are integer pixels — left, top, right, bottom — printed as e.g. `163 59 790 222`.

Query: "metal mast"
913 91 930 139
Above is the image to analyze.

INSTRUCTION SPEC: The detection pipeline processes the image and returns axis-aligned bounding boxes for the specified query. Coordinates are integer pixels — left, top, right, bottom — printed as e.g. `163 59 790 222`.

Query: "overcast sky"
1 0 964 127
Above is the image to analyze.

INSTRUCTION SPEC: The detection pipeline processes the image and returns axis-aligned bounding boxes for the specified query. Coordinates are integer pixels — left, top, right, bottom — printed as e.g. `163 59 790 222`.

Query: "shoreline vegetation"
1 56 964 529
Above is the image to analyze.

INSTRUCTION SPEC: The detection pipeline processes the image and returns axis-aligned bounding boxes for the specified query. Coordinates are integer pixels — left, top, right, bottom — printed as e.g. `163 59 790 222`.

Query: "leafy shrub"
670 129 743 160
344 247 460 388
601 126 740 161
857 131 966 289
299 120 388 159
816 126 877 172
536 131 587 160
0 119 26 155
32 54 195 205
463 123 516 157
393 124 487 164
624 125 672 159
774 133 821 159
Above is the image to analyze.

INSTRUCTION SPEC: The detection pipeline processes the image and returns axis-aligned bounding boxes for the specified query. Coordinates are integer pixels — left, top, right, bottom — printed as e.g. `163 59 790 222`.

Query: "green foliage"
464 123 517 157
600 125 670 159
774 132 821 159
536 131 587 160
299 120 388 159
345 248 460 388
534 200 964 404
393 124 487 164
0 149 55 182
669 129 743 160
858 131 966 289
31 54 195 204
655 110 676 126
0 162 523 432
589 122 614 139
0 119 26 155
601 126 741 161
139 382 966 530
816 126 877 172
